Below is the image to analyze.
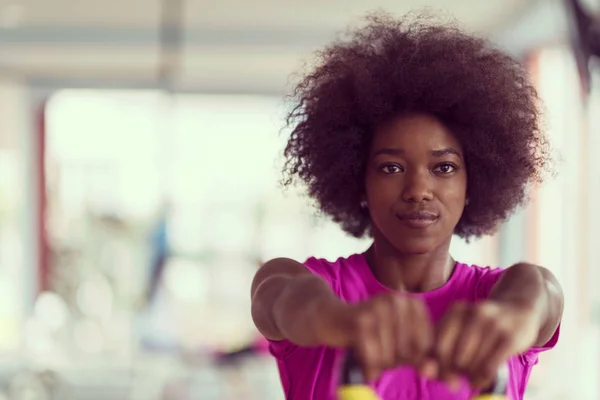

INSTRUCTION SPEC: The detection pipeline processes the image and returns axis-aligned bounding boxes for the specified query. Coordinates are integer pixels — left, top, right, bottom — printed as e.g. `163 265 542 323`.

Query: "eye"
380 164 403 174
433 163 457 174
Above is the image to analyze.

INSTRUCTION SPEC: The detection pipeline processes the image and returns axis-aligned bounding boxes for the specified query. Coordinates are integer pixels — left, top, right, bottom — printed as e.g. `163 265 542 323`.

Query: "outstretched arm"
434 263 564 388
489 263 563 347
250 258 347 346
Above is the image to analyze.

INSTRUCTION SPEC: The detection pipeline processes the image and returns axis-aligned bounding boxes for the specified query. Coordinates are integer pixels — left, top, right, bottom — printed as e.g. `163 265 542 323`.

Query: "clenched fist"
320 293 436 382
434 300 540 388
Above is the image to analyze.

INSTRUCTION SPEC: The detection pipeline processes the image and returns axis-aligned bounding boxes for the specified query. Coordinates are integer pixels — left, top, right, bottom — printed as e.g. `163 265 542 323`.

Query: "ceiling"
0 0 533 29
0 0 569 93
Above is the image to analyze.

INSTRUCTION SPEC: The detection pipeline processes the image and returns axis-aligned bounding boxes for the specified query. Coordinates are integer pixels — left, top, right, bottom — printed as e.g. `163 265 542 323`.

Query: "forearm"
275 274 348 346
489 263 563 346
252 273 347 347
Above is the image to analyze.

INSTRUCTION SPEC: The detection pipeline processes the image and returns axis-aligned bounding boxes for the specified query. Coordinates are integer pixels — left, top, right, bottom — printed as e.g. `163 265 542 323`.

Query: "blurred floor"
0 349 283 400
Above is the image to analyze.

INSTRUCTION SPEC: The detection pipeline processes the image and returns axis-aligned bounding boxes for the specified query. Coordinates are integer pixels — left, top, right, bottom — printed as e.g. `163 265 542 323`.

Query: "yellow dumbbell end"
471 395 507 400
337 385 380 400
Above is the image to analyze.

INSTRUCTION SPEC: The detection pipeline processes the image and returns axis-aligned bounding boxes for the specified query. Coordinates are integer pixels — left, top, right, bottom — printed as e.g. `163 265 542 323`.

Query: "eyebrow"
373 147 462 159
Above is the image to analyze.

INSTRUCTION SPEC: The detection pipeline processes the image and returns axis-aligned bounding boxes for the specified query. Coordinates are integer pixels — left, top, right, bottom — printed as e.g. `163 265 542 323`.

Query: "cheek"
365 177 396 204
443 185 467 215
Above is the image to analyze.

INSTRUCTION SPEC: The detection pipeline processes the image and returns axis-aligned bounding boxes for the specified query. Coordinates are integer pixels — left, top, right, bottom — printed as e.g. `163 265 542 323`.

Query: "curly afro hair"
282 12 551 240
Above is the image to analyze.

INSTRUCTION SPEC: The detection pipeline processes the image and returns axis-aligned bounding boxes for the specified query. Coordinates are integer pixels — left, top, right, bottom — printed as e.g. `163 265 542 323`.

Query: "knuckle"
478 302 501 317
414 298 429 314
499 332 515 349
355 310 376 330
356 338 376 358
375 298 393 315
474 304 491 319
394 348 411 364
381 354 395 369
404 296 422 311
453 301 468 312
383 295 403 313
481 364 497 380
416 329 433 347
389 294 408 308
369 295 391 311
489 318 510 336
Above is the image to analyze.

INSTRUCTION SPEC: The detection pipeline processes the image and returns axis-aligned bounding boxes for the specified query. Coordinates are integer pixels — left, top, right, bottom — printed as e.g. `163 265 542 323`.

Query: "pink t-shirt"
267 253 559 400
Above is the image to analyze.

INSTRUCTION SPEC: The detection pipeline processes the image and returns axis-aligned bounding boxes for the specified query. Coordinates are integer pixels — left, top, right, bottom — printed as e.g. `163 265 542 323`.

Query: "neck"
365 237 455 293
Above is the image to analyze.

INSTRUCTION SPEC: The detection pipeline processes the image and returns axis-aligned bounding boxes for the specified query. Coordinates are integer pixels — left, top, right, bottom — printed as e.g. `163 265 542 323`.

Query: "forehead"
370 113 463 154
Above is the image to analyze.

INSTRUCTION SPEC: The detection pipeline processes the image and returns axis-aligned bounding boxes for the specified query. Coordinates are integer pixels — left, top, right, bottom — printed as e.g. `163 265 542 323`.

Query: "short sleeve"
474 266 505 301
520 324 560 365
302 256 341 295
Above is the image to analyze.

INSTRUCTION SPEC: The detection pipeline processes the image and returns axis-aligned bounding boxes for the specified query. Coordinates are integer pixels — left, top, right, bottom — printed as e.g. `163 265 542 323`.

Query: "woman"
251 13 563 400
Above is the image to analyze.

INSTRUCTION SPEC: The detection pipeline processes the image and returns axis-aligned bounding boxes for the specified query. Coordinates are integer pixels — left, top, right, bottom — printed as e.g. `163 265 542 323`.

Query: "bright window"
523 46 598 400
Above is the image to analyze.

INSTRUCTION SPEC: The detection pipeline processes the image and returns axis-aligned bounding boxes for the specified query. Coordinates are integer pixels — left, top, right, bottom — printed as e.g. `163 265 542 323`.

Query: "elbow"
251 274 293 341
540 266 564 322
522 264 564 346
530 264 564 314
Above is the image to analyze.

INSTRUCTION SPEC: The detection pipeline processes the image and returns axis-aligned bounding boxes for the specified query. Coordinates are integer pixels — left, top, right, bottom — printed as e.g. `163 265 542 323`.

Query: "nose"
401 170 433 203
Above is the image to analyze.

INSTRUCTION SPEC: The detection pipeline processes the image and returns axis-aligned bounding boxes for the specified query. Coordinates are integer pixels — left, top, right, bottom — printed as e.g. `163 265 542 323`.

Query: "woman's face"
364 113 467 254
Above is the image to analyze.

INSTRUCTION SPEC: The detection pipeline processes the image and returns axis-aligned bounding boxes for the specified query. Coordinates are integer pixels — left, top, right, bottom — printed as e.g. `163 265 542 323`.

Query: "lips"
396 211 439 229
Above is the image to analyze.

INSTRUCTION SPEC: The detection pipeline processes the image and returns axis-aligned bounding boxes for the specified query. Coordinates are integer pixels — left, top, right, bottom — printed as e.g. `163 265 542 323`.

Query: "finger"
452 309 485 372
373 297 396 369
408 297 434 365
419 358 439 381
467 320 503 381
355 312 384 382
435 303 467 377
470 332 512 389
408 298 439 379
392 296 412 364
